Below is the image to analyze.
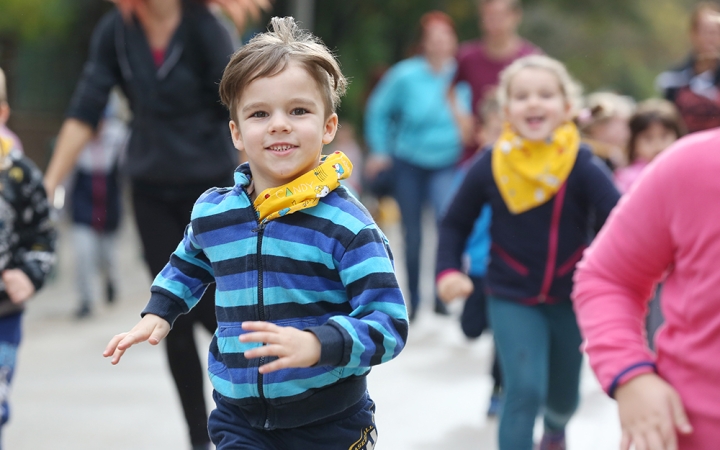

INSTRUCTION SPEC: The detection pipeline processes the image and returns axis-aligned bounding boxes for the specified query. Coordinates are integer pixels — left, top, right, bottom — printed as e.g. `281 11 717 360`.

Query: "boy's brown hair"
219 16 347 124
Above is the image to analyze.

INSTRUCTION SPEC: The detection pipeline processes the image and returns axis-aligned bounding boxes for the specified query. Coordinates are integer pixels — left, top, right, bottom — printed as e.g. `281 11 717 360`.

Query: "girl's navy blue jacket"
436 145 620 305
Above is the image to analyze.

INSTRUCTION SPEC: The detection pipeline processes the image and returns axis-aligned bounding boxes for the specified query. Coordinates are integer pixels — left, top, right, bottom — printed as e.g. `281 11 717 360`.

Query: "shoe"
106 281 116 304
538 429 566 450
434 301 450 316
75 303 92 319
486 388 503 417
191 443 211 450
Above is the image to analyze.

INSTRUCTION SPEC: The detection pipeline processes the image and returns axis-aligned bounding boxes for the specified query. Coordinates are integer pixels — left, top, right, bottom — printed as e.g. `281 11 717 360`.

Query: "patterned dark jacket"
0 148 56 317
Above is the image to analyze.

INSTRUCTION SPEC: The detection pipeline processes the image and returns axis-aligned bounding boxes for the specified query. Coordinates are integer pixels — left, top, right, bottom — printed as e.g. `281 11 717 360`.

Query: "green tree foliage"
0 0 73 40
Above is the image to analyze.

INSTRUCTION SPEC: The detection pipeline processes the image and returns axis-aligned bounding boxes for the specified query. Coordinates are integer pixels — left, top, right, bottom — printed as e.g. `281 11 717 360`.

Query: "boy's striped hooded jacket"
143 164 409 430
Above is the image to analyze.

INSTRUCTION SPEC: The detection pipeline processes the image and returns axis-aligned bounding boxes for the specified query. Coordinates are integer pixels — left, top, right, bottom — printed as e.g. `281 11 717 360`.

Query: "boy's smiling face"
229 61 338 195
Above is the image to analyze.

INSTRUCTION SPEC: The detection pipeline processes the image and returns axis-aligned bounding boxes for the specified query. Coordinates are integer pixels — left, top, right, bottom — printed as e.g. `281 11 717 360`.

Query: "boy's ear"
322 113 339 145
229 120 244 152
0 103 10 125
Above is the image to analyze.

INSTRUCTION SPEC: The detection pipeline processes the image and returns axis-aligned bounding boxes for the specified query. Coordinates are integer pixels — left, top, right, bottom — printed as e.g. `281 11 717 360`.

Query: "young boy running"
104 17 408 450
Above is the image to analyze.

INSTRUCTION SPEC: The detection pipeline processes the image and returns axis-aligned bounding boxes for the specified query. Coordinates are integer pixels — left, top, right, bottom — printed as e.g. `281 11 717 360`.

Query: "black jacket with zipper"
67 0 237 185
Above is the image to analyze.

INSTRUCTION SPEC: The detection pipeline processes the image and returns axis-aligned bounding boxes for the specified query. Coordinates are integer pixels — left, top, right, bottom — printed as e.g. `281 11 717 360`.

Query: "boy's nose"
268 114 291 133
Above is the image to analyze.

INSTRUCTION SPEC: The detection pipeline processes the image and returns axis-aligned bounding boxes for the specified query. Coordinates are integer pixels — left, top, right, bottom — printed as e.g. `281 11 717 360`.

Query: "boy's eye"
250 111 268 118
291 108 308 115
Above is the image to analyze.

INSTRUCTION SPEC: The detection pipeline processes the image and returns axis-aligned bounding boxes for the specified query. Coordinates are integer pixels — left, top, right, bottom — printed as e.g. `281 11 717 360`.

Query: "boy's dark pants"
209 391 378 450
132 178 230 447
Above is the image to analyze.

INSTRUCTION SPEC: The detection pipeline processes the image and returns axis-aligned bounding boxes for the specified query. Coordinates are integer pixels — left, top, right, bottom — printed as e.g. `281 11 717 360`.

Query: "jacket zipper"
538 183 567 303
253 221 269 428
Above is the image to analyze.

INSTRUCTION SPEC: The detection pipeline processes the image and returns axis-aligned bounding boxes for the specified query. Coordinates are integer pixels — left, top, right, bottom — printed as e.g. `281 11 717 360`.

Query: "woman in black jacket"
44 1 268 449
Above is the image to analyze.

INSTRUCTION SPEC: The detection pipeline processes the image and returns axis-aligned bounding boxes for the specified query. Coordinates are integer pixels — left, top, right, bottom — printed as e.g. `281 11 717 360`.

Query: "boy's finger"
239 331 278 344
103 333 128 357
148 324 170 345
111 347 127 365
116 331 149 351
258 357 290 374
244 344 283 359
241 321 279 332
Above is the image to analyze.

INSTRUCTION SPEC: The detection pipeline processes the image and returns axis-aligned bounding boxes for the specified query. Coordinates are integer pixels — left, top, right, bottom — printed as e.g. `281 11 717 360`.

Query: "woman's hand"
615 373 693 450
213 0 273 33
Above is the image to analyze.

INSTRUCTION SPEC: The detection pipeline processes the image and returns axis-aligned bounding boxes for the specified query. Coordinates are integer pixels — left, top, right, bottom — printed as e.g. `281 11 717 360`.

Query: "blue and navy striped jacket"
143 164 408 429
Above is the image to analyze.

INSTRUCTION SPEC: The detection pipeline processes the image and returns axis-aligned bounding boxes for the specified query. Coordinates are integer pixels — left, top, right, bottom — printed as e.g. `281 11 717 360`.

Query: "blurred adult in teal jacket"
364 11 471 321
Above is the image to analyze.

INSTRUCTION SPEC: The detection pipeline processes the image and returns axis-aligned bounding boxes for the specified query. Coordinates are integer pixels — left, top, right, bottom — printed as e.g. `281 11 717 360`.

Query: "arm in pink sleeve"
572 162 675 396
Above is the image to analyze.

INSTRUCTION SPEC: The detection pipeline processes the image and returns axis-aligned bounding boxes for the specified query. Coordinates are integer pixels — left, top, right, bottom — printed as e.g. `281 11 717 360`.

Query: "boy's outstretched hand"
240 321 321 374
103 314 171 365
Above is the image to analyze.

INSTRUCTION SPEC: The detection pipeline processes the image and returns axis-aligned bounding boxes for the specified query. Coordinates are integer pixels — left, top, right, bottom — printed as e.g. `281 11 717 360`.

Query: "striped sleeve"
308 224 409 368
143 221 215 326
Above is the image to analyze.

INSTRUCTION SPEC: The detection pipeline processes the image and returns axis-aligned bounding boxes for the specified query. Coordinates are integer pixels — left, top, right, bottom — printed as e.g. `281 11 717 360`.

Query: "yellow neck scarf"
253 151 353 224
492 122 580 214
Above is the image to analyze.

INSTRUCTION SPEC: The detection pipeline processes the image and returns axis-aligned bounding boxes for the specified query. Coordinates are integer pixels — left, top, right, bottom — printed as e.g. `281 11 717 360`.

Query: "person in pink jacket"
572 128 720 449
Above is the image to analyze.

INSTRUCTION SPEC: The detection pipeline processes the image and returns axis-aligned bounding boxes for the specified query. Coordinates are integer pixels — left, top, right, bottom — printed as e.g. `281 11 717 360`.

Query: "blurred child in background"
437 55 620 450
0 67 55 447
71 91 129 318
614 98 686 194
578 91 636 170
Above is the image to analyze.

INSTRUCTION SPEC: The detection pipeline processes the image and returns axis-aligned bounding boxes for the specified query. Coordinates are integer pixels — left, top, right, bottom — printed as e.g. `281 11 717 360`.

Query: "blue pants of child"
488 297 582 450
0 312 22 447
209 390 378 450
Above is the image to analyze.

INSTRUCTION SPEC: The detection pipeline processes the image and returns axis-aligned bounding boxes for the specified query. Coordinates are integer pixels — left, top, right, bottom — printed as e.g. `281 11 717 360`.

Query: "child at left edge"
103 17 408 450
0 66 56 445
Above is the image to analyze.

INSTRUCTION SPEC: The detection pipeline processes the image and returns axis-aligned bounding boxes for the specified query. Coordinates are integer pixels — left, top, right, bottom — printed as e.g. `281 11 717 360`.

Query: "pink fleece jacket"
573 129 720 439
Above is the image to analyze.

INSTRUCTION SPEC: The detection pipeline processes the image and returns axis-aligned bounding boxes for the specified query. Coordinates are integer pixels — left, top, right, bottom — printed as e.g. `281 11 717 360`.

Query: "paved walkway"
5 213 622 449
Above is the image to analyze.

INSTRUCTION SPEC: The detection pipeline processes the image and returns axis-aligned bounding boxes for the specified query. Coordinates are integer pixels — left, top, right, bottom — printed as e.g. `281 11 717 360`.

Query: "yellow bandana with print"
492 122 580 214
254 151 353 224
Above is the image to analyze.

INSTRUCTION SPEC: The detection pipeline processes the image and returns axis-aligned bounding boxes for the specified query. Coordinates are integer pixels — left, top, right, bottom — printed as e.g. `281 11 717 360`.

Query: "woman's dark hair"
627 99 686 162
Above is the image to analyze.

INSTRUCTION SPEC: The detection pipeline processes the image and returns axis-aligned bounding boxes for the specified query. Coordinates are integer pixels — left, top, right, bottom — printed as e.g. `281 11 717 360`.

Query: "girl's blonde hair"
497 55 583 118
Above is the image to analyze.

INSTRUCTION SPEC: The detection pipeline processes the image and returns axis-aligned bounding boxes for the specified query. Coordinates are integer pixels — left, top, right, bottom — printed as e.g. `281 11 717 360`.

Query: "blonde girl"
436 55 620 450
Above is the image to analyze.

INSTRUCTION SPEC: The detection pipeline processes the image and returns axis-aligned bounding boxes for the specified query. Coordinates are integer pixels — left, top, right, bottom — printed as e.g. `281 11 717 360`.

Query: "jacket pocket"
555 245 587 277
491 243 529 276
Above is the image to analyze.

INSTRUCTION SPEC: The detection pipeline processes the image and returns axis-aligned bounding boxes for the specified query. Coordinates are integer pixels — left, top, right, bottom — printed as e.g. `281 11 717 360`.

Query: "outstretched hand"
615 373 693 450
103 314 171 365
240 321 321 374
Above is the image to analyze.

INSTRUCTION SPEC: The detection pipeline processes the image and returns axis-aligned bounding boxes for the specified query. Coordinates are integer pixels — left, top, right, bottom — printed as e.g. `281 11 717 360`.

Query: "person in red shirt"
450 0 542 163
